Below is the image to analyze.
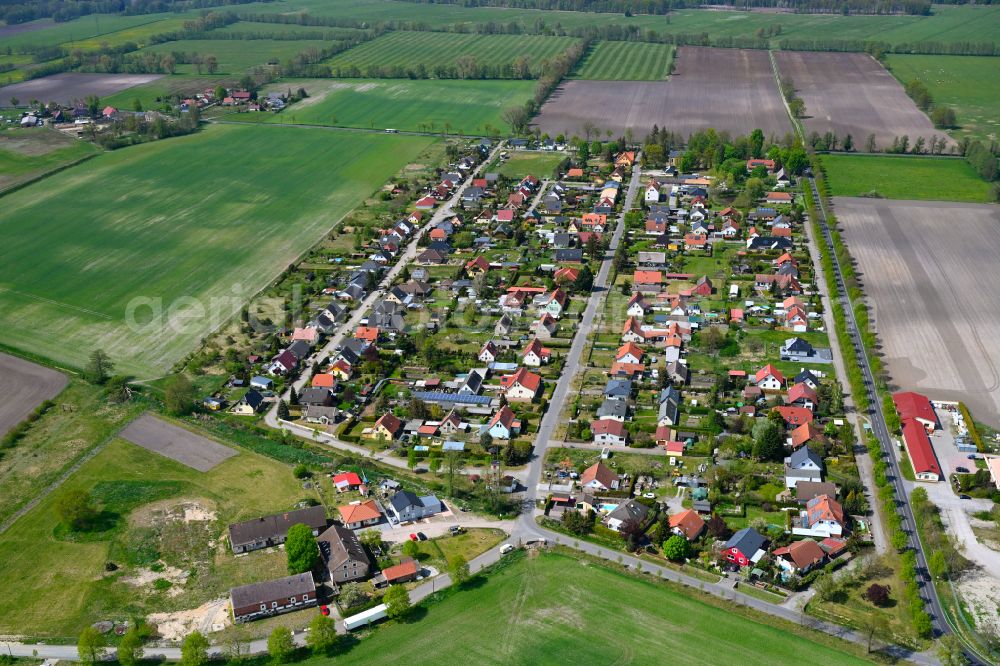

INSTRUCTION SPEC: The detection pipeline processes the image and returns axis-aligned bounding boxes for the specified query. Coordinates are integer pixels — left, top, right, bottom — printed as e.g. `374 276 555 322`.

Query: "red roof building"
901 418 942 482
669 509 706 541
333 472 363 491
774 406 814 426
892 391 937 432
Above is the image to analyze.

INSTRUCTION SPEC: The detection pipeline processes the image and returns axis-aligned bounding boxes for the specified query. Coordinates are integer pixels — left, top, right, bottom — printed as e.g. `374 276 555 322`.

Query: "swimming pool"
599 503 619 513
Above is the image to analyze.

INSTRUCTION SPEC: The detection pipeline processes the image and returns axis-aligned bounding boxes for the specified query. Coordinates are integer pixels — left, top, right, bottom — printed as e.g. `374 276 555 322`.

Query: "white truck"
344 603 387 631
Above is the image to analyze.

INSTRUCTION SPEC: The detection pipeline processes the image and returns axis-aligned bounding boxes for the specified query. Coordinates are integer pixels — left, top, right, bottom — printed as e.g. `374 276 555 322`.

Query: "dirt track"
0 353 67 437
835 197 1000 426
0 73 163 107
121 413 236 472
532 47 791 140
774 51 953 151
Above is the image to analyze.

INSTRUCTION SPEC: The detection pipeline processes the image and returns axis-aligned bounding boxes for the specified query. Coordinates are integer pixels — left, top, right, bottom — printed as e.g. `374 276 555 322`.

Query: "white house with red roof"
333 472 363 493
580 461 620 490
754 364 785 392
591 418 628 446
485 405 521 439
793 494 845 538
615 342 644 365
522 338 551 367
499 368 542 402
478 340 499 364
892 391 937 432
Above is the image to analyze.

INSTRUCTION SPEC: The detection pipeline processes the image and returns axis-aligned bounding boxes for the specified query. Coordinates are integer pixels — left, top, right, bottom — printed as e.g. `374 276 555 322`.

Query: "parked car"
499 543 514 555
409 533 418 541
959 494 972 500
417 532 427 541
955 466 970 474
320 605 330 616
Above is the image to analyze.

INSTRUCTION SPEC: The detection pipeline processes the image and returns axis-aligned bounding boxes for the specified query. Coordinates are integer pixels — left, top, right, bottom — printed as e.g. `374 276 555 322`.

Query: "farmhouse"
230 573 317 623
319 524 373 585
228 506 327 554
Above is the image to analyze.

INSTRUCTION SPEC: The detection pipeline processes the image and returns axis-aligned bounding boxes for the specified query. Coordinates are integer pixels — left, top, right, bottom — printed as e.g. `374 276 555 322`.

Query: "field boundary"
0 150 100 199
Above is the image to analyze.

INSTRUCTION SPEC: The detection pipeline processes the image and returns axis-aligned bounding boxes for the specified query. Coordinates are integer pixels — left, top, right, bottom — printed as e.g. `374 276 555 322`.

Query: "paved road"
810 178 980 665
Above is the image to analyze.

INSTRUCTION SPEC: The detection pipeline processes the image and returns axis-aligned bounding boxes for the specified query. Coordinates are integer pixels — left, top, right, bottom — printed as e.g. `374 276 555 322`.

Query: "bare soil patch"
773 51 952 151
0 73 163 107
148 598 231 640
0 21 52 40
834 197 1000 426
532 46 791 139
120 413 236 472
0 128 78 156
0 353 67 437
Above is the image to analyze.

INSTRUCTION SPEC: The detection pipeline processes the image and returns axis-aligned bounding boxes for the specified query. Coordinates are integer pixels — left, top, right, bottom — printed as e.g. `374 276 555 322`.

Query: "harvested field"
834 197 1000 426
773 51 952 152
0 73 163 107
0 354 67 437
121 413 236 472
533 47 791 140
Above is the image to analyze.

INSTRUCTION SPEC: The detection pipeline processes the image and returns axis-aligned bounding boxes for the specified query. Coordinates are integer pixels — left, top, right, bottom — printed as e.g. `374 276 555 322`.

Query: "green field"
0 436 309 637
324 30 578 76
885 54 1000 144
0 127 99 191
0 13 189 50
821 154 994 203
210 21 369 40
0 124 434 377
317 551 869 665
140 39 333 75
229 78 535 135
495 151 565 179
572 41 673 80
242 0 1000 47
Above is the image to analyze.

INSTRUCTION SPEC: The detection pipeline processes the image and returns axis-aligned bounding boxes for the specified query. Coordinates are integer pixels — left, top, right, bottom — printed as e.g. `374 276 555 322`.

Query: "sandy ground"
123 564 189 597
533 47 791 140
120 413 236 472
148 599 231 641
956 571 1000 636
0 73 163 107
0 353 67 437
835 197 1000 426
774 51 953 151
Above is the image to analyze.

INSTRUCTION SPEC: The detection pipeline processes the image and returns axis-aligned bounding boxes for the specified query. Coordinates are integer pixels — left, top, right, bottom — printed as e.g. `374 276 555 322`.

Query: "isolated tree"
180 631 209 666
813 574 837 602
56 488 97 531
267 626 295 663
751 420 784 462
402 538 419 559
863 582 890 607
619 518 644 552
85 349 114 384
861 613 889 654
117 626 144 666
277 399 290 420
662 535 690 562
448 554 470 585
358 529 382 552
573 264 594 293
706 514 731 539
285 523 319 574
931 106 957 129
306 614 338 655
339 581 368 608
163 373 195 415
384 584 411 619
214 85 227 101
77 626 107 665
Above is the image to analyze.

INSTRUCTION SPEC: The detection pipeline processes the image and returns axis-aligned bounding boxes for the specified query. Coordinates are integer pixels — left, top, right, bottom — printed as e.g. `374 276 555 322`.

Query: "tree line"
0 0 271 25
397 0 932 16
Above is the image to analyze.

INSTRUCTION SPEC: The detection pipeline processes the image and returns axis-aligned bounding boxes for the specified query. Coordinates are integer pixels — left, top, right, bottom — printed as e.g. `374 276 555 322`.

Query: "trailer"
344 604 387 631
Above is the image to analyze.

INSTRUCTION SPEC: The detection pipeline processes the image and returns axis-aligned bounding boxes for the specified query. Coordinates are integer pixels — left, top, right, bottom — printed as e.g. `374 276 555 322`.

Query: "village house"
523 338 552 367
657 386 681 427
337 500 382 529
753 364 785 392
231 389 264 415
793 494 846 538
319 524 372 585
230 573 316 623
368 412 402 441
228 506 327 554
500 367 543 402
486 405 521 440
605 499 649 532
786 382 819 412
388 491 442 524
478 340 499 364
592 418 628 446
580 461 620 491
773 539 827 575
723 527 768 568
785 446 824 489
669 509 706 541
374 558 420 588
332 472 364 493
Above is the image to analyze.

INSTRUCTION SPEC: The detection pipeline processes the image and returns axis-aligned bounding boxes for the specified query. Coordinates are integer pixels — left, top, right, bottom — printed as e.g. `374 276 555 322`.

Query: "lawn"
885 54 1000 144
324 30 578 76
228 78 536 135
140 39 333 75
495 151 565 179
572 41 674 81
0 124 434 377
0 436 311 637
821 154 994 203
0 127 99 191
315 551 870 665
